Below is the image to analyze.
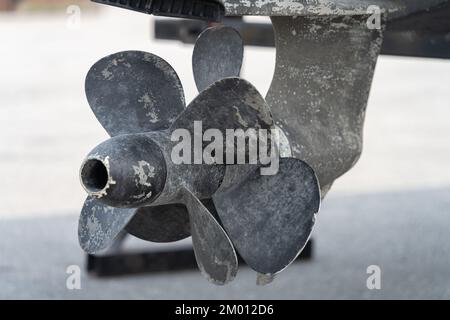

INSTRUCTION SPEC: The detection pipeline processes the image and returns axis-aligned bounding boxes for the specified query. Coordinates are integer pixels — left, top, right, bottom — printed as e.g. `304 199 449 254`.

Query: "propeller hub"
80 158 109 193
80 134 166 208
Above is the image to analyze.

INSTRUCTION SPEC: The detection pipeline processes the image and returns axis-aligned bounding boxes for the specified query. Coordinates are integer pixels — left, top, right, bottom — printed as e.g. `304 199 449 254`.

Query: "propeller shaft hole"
81 159 109 192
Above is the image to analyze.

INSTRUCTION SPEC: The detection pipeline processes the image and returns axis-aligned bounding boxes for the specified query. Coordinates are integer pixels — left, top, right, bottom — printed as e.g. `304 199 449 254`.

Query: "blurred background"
0 0 449 299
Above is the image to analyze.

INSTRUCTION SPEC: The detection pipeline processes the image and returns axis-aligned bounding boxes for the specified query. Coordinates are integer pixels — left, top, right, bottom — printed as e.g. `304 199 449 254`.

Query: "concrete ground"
1 188 450 299
0 6 449 299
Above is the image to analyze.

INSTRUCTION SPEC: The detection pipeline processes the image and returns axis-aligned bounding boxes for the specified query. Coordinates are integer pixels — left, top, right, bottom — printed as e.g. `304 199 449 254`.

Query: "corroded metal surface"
78 12 387 282
78 196 136 254
182 187 238 285
171 78 273 138
83 50 192 246
80 134 167 207
192 26 243 92
266 15 383 194
213 158 320 275
220 0 449 20
175 16 384 196
125 204 191 242
156 15 385 197
78 47 321 284
85 51 185 136
91 0 450 21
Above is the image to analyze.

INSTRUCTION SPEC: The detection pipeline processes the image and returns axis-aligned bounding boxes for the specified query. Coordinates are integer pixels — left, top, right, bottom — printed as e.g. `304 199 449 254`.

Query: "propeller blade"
172 77 272 133
182 188 238 285
126 200 217 243
213 158 320 275
125 204 191 243
193 26 243 92
78 196 137 254
85 51 185 136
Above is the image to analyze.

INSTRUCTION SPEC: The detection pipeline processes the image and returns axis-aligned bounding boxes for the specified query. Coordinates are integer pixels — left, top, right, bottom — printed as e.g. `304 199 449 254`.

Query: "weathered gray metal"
220 0 449 20
80 0 411 285
79 48 321 284
84 51 193 245
266 15 383 195
182 187 238 284
192 26 243 92
155 5 450 59
92 0 450 21
88 0 449 200
79 196 135 253
188 17 383 196
213 158 320 275
125 204 190 242
85 51 185 136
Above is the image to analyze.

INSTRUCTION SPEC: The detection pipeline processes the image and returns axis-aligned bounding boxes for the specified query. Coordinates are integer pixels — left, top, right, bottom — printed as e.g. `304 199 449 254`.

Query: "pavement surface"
1 187 449 299
0 6 449 299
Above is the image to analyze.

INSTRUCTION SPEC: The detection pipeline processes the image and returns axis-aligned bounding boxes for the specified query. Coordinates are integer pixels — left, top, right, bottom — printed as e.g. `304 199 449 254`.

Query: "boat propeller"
78 26 321 285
